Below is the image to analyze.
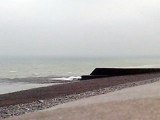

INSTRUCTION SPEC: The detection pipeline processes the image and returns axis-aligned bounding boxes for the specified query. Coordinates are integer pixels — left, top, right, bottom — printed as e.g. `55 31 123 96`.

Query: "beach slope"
6 79 160 120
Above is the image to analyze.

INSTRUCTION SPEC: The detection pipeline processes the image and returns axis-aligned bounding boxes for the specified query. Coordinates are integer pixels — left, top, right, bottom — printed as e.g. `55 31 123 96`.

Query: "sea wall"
81 68 160 80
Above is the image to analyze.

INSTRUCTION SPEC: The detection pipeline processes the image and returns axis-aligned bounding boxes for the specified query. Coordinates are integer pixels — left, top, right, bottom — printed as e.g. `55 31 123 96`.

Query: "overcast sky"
0 0 160 57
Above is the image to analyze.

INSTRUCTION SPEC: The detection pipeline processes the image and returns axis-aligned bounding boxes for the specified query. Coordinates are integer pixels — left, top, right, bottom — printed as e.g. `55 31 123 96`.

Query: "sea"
0 57 160 94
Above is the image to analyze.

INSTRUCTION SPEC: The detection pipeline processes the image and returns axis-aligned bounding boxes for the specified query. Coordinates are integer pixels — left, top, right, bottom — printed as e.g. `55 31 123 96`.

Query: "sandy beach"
5 78 160 120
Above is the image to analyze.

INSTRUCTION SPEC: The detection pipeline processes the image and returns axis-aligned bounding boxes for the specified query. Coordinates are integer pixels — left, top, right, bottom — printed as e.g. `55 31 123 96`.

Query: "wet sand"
0 82 59 95
0 76 75 95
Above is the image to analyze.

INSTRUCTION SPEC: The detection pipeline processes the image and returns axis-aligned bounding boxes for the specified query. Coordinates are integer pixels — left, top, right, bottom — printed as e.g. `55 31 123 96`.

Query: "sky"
0 0 160 58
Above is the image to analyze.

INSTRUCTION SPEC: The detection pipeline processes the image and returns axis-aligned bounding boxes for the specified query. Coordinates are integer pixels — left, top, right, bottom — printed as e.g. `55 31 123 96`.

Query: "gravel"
0 77 160 119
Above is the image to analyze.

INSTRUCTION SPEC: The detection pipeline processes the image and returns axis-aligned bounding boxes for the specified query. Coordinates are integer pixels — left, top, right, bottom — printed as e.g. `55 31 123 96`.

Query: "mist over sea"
0 57 160 79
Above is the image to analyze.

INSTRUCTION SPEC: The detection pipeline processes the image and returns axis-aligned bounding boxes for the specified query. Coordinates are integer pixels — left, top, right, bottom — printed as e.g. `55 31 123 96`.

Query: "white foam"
138 64 160 68
110 65 160 68
50 76 81 81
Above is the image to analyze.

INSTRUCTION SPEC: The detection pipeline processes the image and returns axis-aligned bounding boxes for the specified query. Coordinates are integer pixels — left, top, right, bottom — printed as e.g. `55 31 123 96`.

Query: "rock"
38 100 44 103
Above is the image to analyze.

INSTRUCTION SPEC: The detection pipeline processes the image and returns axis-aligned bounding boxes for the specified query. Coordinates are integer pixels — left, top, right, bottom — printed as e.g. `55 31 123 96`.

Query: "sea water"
1 57 160 94
0 57 160 79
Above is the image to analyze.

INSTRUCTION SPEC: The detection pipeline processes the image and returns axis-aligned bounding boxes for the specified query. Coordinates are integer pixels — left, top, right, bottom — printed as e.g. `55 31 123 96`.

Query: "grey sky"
0 0 160 57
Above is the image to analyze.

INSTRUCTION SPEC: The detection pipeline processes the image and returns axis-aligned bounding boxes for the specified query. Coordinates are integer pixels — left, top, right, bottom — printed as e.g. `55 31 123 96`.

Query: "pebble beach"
1 73 160 119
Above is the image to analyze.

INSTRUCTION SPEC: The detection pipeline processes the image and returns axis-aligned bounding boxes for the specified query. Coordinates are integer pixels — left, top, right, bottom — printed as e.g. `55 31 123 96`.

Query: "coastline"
0 82 61 95
1 73 160 119
0 76 77 95
8 80 160 120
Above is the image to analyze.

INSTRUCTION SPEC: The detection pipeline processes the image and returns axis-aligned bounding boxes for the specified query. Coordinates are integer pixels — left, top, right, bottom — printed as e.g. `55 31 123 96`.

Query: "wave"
50 76 81 81
110 64 160 68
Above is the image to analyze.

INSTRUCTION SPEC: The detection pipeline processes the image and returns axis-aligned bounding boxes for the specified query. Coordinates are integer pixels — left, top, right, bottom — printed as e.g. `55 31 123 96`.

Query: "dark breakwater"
81 68 160 80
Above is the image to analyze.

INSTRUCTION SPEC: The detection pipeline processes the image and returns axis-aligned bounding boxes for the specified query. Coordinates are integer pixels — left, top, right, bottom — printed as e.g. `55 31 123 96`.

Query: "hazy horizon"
1 0 160 58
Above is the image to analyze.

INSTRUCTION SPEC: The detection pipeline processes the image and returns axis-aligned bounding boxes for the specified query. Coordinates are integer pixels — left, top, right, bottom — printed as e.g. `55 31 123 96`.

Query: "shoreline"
9 80 160 120
1 73 160 119
0 76 77 95
0 82 61 95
